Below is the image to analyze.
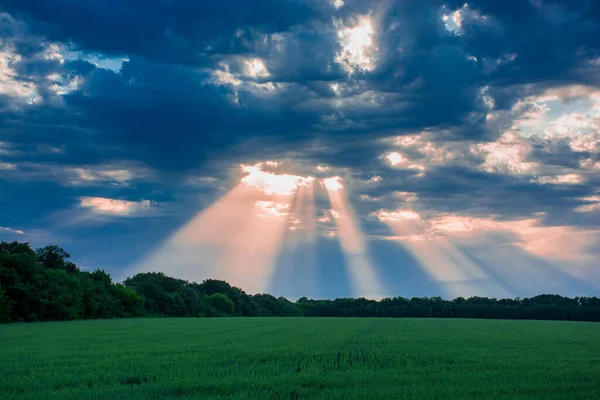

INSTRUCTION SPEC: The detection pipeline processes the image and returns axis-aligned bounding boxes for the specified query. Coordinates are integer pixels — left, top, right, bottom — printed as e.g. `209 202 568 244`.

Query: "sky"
1 0 599 300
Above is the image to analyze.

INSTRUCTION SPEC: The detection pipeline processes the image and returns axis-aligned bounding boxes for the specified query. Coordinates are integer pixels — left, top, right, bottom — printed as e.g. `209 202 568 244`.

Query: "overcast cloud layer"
1 0 599 299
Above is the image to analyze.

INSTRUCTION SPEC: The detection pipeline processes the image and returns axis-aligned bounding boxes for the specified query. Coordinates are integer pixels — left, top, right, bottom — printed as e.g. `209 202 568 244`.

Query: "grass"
1 318 599 399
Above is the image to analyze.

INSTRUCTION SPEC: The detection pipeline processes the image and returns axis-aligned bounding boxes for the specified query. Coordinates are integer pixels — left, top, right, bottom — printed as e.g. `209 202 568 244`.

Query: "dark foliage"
1 241 598 323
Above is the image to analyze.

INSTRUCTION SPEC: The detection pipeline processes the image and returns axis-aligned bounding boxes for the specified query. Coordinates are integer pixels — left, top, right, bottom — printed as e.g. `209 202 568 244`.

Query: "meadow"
1 318 599 399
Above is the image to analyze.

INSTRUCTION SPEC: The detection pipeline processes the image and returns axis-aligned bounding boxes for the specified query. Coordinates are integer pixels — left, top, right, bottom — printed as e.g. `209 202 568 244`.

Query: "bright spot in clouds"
323 176 343 191
241 163 313 195
377 210 420 221
332 0 344 9
442 7 464 34
575 196 600 213
386 152 404 166
474 132 538 175
442 3 488 36
336 16 377 73
538 174 583 185
245 58 269 78
79 197 152 216
0 45 41 104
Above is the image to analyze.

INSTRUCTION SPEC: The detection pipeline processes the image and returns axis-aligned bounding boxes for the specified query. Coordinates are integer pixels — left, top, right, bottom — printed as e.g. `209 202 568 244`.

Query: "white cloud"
0 226 24 235
386 152 404 166
207 60 282 106
537 174 583 185
323 176 343 191
0 43 41 104
473 132 538 175
544 113 600 137
48 73 83 96
377 210 420 222
335 15 377 73
442 3 491 35
0 37 83 104
359 194 379 202
395 191 418 202
244 58 270 78
79 197 154 216
70 167 135 185
575 196 600 213
0 162 17 170
241 163 313 195
331 0 344 9
383 134 473 174
0 161 153 186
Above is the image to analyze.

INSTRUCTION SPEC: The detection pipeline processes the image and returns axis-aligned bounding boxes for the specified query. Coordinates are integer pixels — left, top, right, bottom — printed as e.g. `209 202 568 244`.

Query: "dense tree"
36 245 78 273
0 241 599 324
0 282 14 323
206 293 235 316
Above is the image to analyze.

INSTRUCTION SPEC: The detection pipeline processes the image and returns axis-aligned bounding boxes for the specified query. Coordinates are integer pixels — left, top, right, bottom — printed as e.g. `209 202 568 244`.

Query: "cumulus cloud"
0 161 154 187
79 197 154 217
0 226 24 235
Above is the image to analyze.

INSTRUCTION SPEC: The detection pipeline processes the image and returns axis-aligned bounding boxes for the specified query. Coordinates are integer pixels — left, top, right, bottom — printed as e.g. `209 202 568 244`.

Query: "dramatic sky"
1 0 600 299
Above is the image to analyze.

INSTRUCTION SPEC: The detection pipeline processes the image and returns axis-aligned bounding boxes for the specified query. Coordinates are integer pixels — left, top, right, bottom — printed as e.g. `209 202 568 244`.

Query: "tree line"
1 241 599 323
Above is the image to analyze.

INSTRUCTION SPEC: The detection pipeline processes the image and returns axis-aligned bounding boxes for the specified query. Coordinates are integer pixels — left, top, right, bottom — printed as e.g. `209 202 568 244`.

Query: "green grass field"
1 318 599 399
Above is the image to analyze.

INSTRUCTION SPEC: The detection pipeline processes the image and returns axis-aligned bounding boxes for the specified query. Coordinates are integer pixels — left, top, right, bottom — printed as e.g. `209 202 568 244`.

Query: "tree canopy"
0 241 598 323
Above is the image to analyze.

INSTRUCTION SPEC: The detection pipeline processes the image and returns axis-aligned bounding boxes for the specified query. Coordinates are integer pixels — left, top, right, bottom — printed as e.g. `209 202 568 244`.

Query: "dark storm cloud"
527 138 590 169
455 0 600 103
1 0 600 234
1 0 323 63
348 159 600 225
2 0 598 171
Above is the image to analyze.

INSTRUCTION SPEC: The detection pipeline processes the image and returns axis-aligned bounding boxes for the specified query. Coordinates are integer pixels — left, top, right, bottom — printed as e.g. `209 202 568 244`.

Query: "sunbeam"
325 177 384 298
378 210 510 298
376 209 600 298
268 182 319 297
130 164 317 294
131 190 290 294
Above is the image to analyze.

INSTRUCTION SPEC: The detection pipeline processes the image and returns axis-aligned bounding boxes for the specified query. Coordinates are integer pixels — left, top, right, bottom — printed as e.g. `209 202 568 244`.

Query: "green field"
1 318 599 399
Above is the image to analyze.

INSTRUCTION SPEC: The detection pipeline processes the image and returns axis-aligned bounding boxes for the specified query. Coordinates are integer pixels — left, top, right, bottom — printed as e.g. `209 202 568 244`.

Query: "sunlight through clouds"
0 44 41 104
268 183 319 297
79 197 153 216
131 165 319 294
241 163 314 195
325 176 384 298
131 184 286 293
376 208 600 296
386 152 404 166
335 16 377 73
441 3 491 36
332 0 344 9
376 208 493 297
244 58 270 78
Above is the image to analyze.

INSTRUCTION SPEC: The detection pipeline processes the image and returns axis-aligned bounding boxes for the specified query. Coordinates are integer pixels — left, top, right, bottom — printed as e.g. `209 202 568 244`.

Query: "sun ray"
324 177 384 298
217 195 292 292
131 181 296 293
128 161 321 293
268 182 319 297
378 210 511 298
